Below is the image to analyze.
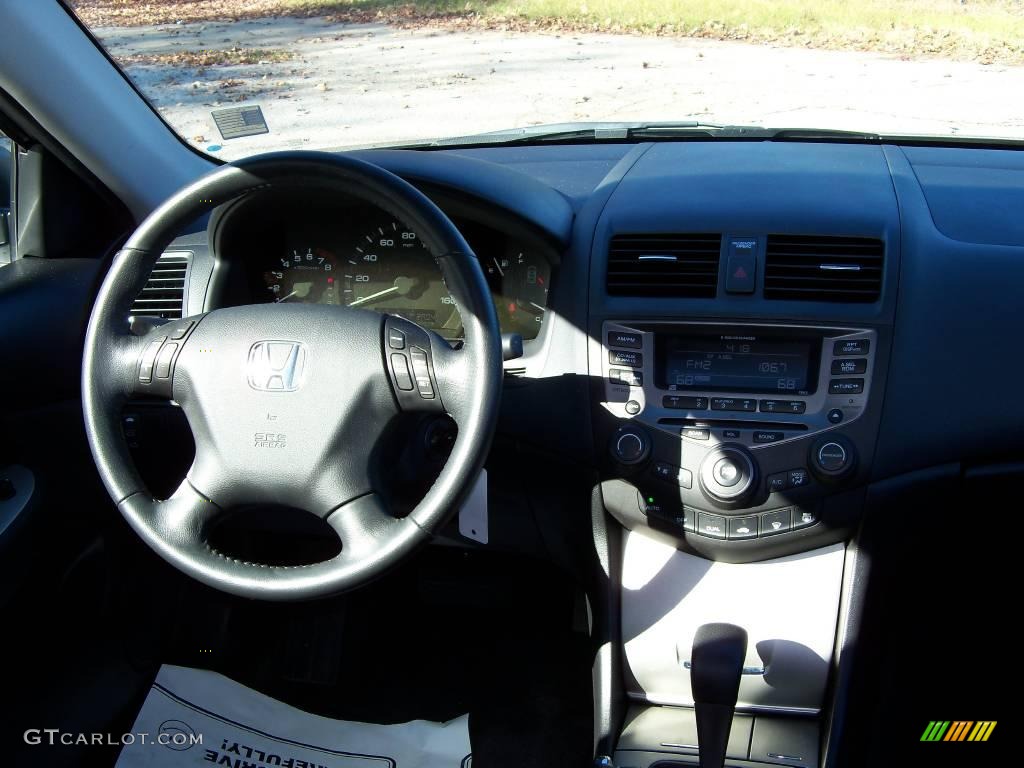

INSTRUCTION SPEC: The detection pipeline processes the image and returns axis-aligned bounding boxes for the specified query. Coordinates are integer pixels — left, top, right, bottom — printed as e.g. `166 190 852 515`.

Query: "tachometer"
263 246 340 304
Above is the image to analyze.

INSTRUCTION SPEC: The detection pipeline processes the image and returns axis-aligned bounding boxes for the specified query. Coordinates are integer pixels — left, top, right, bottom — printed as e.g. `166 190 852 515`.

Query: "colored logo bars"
920 721 996 742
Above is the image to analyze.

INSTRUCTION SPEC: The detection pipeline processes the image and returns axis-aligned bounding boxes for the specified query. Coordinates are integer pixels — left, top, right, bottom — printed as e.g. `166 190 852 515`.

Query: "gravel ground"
95 16 1024 160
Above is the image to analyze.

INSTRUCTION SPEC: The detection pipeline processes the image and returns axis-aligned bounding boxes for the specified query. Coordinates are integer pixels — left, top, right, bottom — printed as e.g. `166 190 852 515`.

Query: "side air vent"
607 233 721 297
765 236 883 303
129 252 191 319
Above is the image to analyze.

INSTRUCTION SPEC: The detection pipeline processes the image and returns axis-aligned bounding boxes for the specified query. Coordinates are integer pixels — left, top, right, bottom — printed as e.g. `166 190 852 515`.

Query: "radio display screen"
659 335 817 394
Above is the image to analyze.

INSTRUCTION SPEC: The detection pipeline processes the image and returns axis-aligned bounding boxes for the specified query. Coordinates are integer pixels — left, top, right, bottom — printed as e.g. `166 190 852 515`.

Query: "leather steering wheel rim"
82 151 503 600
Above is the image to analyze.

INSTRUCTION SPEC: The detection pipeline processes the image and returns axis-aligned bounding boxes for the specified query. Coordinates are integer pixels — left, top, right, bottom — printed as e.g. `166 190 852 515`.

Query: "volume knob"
611 427 650 465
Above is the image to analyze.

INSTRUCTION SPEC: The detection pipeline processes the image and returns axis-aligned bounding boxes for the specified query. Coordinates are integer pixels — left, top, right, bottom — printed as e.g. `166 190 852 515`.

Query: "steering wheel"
82 152 502 600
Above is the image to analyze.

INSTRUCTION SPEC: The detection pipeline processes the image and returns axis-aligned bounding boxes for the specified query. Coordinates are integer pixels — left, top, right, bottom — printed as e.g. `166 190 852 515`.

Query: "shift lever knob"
690 623 748 768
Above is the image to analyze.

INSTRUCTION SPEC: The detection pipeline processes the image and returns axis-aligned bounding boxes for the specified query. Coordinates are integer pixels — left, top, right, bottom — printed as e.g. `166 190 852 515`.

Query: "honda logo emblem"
247 341 307 392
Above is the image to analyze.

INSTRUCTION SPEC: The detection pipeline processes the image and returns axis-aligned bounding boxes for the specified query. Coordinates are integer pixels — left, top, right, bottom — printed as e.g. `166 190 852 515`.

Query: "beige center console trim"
621 530 846 713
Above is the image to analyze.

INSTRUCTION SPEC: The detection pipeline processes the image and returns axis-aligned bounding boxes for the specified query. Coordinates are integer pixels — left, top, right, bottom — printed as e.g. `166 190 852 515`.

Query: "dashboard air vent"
129 252 191 319
607 233 721 298
765 236 883 303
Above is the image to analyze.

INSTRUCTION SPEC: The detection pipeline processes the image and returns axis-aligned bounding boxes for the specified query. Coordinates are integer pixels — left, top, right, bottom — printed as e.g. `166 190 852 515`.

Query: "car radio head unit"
657 333 819 395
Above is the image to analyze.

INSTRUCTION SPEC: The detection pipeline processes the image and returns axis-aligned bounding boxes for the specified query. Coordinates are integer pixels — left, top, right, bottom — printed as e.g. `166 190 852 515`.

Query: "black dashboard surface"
173 140 1024 484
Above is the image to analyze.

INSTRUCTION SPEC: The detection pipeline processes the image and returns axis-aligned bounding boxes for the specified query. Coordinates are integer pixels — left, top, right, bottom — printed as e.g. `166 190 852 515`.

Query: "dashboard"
156 139 1024 560
211 191 555 341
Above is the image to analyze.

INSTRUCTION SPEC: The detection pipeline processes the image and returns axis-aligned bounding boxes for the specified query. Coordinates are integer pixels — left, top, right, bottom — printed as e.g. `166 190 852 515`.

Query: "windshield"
70 1 1024 158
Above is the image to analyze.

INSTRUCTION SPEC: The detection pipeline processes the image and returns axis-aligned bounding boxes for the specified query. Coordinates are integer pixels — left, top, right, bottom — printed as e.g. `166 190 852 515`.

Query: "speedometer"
341 220 461 333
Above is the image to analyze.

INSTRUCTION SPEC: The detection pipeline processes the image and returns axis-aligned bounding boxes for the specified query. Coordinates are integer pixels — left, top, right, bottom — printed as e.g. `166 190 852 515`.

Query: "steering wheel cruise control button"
390 353 414 391
387 327 406 350
409 347 435 398
138 337 166 383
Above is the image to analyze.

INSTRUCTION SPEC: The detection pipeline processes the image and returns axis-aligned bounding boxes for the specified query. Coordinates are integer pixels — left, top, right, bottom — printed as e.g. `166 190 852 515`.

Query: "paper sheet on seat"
115 664 472 768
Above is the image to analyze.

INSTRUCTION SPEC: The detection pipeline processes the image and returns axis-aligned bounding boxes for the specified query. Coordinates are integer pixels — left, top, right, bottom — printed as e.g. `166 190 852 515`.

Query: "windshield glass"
70 1 1024 158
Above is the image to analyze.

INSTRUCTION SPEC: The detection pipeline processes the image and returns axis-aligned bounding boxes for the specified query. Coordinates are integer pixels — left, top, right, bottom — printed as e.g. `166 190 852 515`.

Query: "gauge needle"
492 258 505 277
349 285 400 308
516 299 546 316
349 276 419 308
275 281 313 303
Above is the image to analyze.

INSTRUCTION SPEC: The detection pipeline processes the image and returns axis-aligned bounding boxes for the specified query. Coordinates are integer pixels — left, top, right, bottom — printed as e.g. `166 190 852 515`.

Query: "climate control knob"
699 445 757 505
810 434 856 481
611 426 650 465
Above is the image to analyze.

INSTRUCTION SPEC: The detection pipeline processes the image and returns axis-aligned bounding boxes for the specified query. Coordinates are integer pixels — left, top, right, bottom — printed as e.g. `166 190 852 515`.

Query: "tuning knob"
611 426 650 465
699 445 757 505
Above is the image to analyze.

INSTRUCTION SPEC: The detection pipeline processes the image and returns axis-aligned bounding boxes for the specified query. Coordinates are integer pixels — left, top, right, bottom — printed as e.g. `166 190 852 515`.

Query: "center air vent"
607 234 721 298
765 235 883 303
129 251 191 319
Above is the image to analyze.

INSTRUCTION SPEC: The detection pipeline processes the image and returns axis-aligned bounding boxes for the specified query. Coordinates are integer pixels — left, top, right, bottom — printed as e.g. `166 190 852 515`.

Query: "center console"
597 320 883 562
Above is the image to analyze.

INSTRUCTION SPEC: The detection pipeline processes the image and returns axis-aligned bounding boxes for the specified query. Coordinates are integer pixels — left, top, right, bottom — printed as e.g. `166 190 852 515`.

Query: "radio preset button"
609 349 642 367
829 378 864 395
682 427 710 441
759 399 807 414
608 331 643 349
610 368 643 386
711 397 757 412
753 430 785 443
663 395 707 410
831 358 867 375
834 339 870 356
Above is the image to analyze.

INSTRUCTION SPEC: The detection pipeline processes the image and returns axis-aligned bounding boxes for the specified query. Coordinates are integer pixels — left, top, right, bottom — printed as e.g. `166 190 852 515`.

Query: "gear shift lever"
690 623 748 768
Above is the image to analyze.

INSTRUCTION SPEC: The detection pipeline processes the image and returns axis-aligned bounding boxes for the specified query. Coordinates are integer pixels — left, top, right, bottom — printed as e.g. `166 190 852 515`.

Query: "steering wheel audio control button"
169 321 194 340
155 343 178 379
138 337 166 383
390 353 414 390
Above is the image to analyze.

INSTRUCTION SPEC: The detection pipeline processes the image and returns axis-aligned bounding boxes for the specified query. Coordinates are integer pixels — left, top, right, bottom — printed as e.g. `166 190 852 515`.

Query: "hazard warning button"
725 237 758 294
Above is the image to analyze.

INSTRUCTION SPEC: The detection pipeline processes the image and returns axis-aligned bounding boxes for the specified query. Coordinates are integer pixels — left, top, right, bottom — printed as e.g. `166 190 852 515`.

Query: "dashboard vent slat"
129 252 191 319
764 236 883 303
607 233 721 298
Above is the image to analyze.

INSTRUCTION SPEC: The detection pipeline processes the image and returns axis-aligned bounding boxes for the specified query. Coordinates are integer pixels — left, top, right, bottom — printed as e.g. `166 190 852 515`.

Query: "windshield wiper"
399 122 884 148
